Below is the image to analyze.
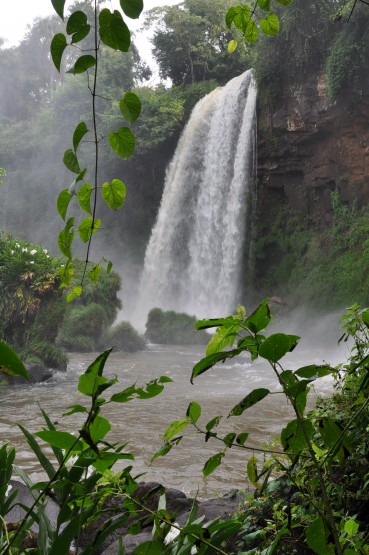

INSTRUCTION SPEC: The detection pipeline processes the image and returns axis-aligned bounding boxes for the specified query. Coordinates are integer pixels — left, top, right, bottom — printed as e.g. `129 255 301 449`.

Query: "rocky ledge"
6 480 248 554
3 361 64 385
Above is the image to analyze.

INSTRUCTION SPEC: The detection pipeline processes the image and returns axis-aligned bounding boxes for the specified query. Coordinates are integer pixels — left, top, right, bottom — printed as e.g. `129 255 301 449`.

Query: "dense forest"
2 1 369 554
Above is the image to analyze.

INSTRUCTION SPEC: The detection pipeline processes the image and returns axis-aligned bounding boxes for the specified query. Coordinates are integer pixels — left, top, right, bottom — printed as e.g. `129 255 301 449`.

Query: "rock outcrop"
257 74 369 227
3 362 54 385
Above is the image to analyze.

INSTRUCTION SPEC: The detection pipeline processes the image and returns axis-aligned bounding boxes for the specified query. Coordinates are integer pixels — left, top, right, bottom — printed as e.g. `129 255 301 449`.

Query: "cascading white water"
136 70 257 323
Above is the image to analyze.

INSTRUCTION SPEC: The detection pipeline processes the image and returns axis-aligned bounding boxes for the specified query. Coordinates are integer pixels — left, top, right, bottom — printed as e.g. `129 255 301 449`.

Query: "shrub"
103 321 146 352
0 232 67 368
145 308 209 344
57 303 108 352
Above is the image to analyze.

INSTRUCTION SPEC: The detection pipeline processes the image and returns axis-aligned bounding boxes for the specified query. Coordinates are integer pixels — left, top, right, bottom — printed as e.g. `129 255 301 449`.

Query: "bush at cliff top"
145 308 209 345
0 232 67 369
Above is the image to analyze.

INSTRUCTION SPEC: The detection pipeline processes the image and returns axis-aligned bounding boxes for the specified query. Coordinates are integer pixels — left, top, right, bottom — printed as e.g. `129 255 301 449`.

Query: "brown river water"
0 339 344 498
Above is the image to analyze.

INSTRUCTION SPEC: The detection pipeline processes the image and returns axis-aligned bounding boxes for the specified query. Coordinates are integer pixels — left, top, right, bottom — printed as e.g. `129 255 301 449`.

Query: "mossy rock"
145 308 209 345
103 322 146 353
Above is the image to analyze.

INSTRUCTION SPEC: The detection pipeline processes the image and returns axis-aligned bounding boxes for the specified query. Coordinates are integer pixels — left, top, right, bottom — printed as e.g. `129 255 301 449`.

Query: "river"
0 335 344 498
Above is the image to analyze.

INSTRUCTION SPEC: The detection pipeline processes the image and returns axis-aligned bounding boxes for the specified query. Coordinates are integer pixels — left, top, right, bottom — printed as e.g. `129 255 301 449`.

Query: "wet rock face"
257 74 369 225
4 362 53 385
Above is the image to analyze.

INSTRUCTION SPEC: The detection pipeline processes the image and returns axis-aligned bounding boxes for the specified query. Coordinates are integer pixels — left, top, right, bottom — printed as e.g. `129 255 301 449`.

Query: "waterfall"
136 70 257 323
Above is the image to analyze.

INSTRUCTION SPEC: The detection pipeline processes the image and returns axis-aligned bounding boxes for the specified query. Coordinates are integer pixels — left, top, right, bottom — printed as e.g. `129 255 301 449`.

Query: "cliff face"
257 74 369 227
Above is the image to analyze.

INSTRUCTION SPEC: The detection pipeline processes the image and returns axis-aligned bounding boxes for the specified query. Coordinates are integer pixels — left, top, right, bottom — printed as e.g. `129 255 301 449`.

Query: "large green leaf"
294 365 333 380
36 430 83 452
58 218 74 258
223 432 236 448
18 425 56 480
246 455 258 487
77 182 93 215
50 33 67 72
133 541 163 555
120 0 143 19
79 374 114 398
99 9 131 52
229 388 270 416
203 452 224 477
78 349 113 397
68 55 96 74
57 189 73 221
196 315 240 330
63 404 87 417
66 10 90 43
109 127 135 159
228 39 238 54
119 92 141 123
163 418 190 441
206 415 222 431
236 432 249 445
51 0 66 20
102 179 126 210
245 300 271 333
73 121 88 152
89 264 101 282
186 401 201 424
206 321 240 355
260 12 280 36
306 517 335 555
63 149 81 174
319 417 351 463
90 416 111 443
66 286 82 303
244 20 258 44
0 342 29 380
258 0 271 9
237 335 263 360
191 348 242 382
78 217 101 243
276 0 294 5
225 6 242 29
258 333 300 363
281 418 313 455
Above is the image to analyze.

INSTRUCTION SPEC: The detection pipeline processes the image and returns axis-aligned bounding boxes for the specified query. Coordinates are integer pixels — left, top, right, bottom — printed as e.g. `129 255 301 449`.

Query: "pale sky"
0 0 180 75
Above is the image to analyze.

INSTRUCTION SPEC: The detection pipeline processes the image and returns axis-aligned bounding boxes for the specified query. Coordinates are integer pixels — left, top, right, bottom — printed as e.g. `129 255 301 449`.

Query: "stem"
82 0 99 285
0 516 12 555
5 385 101 554
319 395 369 468
124 494 230 555
271 362 343 555
3 435 83 554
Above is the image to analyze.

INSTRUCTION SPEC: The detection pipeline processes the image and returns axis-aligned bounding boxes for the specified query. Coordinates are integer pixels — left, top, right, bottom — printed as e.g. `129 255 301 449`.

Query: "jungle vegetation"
1 1 369 555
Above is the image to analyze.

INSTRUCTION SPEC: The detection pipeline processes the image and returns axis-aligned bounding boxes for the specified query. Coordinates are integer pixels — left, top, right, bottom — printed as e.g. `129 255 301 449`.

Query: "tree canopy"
144 0 251 85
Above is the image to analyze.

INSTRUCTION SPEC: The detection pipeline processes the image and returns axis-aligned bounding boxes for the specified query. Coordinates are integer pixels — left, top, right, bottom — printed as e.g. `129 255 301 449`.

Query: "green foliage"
57 264 121 352
145 0 252 85
57 302 108 351
44 0 149 290
326 4 369 99
226 2 287 45
0 167 5 185
103 321 146 352
252 0 340 107
155 301 369 554
0 233 67 369
145 308 209 345
255 191 369 310
0 341 29 381
0 349 181 555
